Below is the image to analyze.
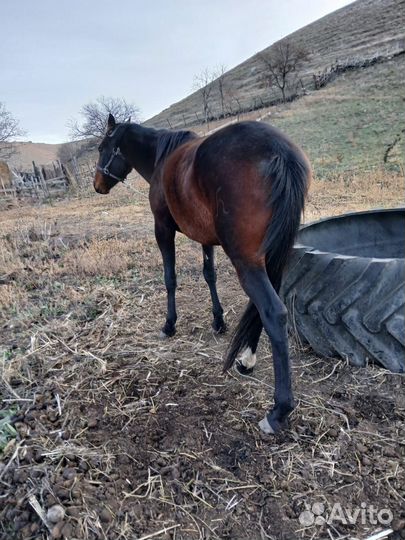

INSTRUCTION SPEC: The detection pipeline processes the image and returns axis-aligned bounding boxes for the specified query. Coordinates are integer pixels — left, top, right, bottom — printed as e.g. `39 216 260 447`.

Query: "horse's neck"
124 125 158 183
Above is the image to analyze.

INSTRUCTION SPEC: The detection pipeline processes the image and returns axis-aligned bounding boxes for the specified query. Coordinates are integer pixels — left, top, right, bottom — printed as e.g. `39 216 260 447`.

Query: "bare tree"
68 96 140 140
193 68 217 124
57 140 89 164
0 102 24 160
224 87 243 119
258 42 308 103
214 64 228 118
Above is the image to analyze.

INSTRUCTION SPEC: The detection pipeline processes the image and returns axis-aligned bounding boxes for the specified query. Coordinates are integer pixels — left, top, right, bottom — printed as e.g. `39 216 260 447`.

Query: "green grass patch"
267 55 405 178
0 409 17 453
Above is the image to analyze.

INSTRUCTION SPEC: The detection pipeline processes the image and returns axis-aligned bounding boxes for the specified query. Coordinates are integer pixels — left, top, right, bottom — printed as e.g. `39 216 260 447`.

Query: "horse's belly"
162 159 219 245
172 204 219 245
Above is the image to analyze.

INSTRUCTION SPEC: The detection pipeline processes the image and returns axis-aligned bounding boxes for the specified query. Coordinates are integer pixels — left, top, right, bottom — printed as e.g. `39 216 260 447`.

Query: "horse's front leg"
155 223 177 338
202 245 226 333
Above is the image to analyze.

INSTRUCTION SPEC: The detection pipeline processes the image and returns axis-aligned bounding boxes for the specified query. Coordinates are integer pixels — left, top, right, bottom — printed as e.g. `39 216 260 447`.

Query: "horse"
94 114 311 434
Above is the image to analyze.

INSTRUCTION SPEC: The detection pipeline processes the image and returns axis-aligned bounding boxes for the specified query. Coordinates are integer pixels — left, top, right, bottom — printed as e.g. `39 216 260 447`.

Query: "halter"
97 147 128 182
96 125 130 183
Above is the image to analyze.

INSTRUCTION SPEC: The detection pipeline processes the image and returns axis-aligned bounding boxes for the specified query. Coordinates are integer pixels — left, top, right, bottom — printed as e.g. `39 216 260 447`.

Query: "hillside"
5 140 89 171
9 0 404 179
145 0 405 129
264 53 405 176
71 53 405 182
5 142 62 170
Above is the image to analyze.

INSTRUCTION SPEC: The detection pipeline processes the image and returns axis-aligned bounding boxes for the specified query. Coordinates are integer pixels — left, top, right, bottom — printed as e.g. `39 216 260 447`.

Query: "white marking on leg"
259 415 275 434
239 347 257 369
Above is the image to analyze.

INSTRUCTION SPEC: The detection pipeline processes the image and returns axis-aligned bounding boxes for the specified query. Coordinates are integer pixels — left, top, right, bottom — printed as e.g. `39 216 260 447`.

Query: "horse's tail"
261 148 310 284
223 146 310 372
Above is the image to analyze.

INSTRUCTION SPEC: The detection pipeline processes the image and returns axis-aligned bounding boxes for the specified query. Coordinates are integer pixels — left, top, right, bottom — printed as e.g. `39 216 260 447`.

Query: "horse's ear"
126 116 131 123
107 113 116 130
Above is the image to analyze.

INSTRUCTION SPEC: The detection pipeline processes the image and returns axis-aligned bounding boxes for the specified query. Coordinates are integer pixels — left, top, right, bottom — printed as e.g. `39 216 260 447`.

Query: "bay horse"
94 114 311 434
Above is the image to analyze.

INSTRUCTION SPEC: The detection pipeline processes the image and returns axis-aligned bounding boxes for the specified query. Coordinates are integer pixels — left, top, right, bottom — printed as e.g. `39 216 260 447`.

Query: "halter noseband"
97 125 130 183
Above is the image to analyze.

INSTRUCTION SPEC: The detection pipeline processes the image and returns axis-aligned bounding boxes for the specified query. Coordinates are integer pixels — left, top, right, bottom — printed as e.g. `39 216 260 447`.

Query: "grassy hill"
145 0 405 129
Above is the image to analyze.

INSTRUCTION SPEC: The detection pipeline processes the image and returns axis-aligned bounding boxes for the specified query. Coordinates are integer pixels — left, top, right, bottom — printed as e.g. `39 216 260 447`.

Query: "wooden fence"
65 158 95 192
0 159 96 206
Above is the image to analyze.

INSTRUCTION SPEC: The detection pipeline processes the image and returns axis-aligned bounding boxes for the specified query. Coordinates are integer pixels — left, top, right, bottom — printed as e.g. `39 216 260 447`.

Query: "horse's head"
94 114 132 194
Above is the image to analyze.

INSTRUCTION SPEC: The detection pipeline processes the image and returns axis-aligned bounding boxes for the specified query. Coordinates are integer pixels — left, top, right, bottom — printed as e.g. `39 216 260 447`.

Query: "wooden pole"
38 168 49 198
73 157 83 187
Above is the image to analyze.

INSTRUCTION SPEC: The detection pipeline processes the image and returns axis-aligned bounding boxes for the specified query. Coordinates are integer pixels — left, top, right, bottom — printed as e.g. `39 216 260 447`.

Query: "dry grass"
305 169 404 222
0 170 404 540
61 239 133 277
0 242 24 277
0 283 28 312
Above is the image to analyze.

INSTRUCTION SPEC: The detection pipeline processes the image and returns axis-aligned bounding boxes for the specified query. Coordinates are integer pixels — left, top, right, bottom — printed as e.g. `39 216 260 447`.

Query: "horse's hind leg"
234 273 281 374
202 245 226 333
234 303 262 375
236 263 294 434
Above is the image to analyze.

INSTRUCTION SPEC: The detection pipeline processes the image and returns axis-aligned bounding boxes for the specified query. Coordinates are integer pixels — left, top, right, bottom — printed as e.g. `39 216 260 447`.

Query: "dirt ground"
1 172 404 540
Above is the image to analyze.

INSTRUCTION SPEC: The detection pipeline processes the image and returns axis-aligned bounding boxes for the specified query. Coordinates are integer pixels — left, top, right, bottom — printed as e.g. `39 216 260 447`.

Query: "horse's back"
196 121 308 175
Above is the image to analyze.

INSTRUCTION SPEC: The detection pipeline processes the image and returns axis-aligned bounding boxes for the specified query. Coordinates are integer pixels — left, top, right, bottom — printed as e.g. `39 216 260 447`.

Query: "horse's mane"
155 129 197 166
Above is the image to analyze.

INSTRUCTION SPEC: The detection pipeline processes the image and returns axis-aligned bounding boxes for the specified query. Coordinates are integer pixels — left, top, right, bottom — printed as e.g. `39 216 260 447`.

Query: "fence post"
38 167 50 198
72 157 83 187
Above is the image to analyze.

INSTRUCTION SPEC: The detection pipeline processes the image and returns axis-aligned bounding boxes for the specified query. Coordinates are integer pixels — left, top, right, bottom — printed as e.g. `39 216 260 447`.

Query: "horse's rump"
162 121 310 264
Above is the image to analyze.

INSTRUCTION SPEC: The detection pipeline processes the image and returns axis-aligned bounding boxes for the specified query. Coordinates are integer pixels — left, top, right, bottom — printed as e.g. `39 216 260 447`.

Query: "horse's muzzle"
93 171 110 194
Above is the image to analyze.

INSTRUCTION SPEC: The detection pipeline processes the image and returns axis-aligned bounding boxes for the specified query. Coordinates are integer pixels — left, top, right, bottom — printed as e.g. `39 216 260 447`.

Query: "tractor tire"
280 208 405 373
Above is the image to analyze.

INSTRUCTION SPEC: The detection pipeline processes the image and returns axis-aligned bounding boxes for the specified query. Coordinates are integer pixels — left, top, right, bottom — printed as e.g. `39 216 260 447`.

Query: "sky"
1 0 353 144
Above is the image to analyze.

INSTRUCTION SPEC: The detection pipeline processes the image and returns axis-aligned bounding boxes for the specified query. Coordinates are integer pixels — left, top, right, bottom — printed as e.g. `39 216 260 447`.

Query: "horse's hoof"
159 326 176 339
212 319 227 334
258 415 276 435
237 347 257 370
235 361 254 376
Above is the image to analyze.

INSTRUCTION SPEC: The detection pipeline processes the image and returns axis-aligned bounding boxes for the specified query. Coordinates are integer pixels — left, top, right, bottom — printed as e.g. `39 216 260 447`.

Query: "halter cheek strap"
97 124 131 182
97 147 127 182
